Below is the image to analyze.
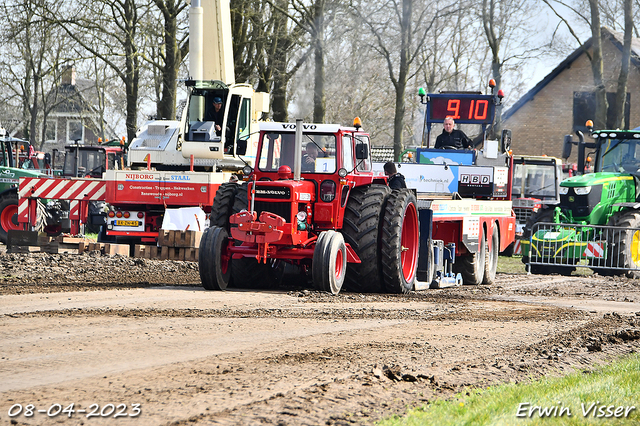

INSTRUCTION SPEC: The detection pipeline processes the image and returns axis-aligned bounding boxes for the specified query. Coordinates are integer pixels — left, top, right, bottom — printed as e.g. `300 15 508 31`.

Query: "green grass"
497 256 593 276
377 353 640 426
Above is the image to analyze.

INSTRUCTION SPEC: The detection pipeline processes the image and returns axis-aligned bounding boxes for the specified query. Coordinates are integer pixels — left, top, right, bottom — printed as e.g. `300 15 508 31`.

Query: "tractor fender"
612 202 640 209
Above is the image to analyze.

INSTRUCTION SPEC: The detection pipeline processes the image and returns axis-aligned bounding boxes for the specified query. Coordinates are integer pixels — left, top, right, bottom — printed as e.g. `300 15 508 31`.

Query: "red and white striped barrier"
513 239 522 255
18 177 106 224
583 242 604 258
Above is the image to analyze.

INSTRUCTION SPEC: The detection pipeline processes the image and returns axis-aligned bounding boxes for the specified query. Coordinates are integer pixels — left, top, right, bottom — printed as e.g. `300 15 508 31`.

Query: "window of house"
68 120 83 143
573 91 631 132
45 120 57 143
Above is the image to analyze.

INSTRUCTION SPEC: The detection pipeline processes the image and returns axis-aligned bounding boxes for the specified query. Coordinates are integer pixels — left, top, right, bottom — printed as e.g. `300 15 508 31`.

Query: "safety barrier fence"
526 221 640 272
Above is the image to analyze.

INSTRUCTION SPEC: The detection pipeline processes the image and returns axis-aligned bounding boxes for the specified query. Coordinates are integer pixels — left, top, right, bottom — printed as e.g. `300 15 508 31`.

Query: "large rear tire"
198 226 231 290
610 210 640 278
381 189 419 293
455 229 485 285
483 222 499 285
341 185 391 293
210 182 239 229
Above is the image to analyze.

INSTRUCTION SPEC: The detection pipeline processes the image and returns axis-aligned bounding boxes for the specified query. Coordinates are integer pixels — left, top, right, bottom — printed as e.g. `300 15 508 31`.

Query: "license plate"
115 220 141 227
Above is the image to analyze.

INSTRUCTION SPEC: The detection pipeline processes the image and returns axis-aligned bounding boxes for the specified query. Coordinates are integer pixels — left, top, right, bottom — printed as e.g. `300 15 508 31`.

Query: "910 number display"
427 94 496 124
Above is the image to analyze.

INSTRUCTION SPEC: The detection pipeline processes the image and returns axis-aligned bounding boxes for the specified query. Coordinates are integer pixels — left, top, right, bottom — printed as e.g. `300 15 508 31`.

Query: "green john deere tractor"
522 123 640 276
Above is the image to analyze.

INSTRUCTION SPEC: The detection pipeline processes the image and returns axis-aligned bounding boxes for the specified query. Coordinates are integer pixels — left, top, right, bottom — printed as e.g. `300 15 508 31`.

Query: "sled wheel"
455 227 486 285
381 189 419 293
341 184 391 292
483 222 499 285
313 230 347 294
198 226 231 290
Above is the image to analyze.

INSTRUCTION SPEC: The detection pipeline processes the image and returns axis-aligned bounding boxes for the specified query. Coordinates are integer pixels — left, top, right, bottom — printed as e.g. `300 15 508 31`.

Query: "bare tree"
0 0 73 147
543 0 609 128
144 0 189 120
47 0 152 143
612 0 633 128
352 0 449 160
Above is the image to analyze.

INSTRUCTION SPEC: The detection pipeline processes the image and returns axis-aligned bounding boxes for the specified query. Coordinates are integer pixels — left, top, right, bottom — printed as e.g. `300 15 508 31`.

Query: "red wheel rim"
400 202 419 282
334 247 344 279
0 203 19 233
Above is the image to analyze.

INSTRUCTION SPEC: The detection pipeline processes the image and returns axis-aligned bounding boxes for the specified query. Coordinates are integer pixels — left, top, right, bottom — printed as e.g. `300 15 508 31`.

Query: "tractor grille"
559 185 603 219
514 208 535 224
254 200 292 224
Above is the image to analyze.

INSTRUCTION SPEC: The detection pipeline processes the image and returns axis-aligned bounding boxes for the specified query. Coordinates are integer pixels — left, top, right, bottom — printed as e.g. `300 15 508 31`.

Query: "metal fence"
526 221 640 272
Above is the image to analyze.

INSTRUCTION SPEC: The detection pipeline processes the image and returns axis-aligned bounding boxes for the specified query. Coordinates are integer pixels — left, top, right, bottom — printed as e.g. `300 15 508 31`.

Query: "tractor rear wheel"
483 222 499 284
455 228 486 285
210 182 239 229
198 226 231 290
611 210 640 278
312 230 347 294
381 189 419 293
0 192 38 244
342 184 391 293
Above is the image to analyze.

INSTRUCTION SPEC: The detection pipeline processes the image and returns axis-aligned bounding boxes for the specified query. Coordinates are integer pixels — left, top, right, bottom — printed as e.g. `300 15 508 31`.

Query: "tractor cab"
247 121 382 232
61 142 125 178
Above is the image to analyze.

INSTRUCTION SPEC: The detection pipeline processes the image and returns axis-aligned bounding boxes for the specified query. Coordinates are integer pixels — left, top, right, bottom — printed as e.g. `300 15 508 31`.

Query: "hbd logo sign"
460 174 490 185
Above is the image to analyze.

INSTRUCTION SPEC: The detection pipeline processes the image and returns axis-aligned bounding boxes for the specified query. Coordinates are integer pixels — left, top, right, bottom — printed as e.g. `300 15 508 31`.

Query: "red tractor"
199 119 420 294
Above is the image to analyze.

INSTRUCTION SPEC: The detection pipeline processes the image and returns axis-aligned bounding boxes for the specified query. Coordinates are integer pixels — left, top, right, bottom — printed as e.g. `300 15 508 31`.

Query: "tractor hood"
559 172 631 187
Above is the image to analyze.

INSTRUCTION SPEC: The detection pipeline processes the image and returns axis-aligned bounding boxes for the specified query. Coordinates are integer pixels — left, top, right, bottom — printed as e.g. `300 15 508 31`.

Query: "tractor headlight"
559 186 569 195
296 211 307 222
574 186 592 195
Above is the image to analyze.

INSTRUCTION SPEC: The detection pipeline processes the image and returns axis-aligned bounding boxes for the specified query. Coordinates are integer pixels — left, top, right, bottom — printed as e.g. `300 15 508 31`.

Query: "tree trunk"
157 6 179 120
312 0 325 123
393 0 412 161
588 0 607 129
612 0 632 129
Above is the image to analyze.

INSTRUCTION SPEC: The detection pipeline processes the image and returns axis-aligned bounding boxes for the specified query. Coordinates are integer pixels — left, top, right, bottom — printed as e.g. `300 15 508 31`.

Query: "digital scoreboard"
427 93 497 125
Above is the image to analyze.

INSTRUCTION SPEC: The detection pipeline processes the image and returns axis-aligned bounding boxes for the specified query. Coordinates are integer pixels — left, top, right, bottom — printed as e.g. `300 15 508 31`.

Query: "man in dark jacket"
384 161 406 189
205 97 225 136
434 117 472 149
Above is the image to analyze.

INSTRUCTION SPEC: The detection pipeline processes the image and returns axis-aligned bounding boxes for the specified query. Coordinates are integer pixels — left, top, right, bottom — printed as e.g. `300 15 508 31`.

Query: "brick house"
502 27 640 162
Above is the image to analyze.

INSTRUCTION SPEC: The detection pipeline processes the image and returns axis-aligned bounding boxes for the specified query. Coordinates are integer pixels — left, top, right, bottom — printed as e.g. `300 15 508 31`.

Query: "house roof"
502 27 640 121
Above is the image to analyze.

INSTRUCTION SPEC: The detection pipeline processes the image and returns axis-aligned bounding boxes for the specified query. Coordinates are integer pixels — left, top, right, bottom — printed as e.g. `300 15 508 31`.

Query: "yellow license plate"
115 220 140 227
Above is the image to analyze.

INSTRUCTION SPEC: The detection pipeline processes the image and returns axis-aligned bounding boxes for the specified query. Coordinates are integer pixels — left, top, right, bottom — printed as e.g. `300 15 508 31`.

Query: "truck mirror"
355 143 368 160
562 135 572 159
236 139 247 156
500 129 512 152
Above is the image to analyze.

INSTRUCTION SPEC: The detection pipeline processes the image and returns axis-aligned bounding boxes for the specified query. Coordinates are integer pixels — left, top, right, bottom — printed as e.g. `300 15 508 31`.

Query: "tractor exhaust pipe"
293 118 302 181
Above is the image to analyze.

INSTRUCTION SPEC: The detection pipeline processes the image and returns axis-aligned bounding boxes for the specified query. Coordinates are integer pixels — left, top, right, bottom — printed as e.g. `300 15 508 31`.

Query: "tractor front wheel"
381 189 419 293
312 230 347 294
198 226 231 290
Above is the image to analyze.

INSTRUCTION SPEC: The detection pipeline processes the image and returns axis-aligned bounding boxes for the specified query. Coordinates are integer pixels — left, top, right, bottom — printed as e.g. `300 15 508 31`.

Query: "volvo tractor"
523 121 640 276
199 106 515 294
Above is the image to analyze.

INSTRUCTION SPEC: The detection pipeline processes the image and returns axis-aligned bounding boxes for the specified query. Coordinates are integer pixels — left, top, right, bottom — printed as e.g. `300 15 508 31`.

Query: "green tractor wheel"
610 210 640 278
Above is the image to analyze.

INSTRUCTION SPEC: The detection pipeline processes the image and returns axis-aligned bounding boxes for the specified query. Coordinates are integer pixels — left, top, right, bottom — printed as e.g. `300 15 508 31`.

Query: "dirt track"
1 251 640 425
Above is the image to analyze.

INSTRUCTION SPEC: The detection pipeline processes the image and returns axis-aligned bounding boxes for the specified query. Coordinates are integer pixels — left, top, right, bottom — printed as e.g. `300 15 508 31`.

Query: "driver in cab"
435 116 472 150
